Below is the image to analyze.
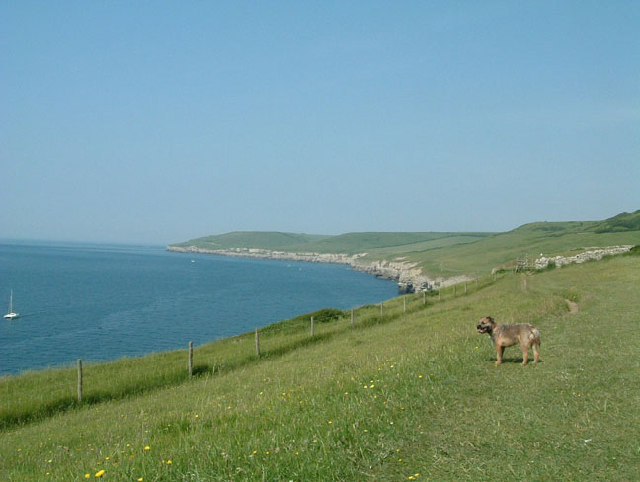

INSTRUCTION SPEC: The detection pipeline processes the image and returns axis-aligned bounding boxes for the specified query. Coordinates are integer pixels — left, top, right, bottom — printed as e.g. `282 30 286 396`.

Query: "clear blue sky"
2 1 638 244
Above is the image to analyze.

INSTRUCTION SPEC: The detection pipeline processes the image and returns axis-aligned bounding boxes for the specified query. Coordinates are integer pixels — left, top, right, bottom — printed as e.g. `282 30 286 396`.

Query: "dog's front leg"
521 345 529 366
495 345 504 366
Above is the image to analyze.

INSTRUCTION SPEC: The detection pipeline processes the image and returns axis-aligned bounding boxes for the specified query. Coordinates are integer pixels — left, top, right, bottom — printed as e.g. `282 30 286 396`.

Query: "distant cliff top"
168 211 640 277
169 231 493 255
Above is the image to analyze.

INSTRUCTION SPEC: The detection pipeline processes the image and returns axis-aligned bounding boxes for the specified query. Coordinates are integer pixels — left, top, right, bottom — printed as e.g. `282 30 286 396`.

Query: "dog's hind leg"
532 342 540 364
531 328 541 364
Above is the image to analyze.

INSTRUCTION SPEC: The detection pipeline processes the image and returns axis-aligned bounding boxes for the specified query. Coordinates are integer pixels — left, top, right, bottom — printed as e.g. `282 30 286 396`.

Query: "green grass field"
2 252 639 480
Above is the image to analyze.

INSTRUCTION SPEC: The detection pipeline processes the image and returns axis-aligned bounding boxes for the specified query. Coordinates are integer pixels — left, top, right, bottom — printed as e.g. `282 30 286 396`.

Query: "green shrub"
310 308 345 323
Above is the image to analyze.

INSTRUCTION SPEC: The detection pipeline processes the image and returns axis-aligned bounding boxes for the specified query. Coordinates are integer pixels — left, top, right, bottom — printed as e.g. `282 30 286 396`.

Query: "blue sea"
0 242 397 376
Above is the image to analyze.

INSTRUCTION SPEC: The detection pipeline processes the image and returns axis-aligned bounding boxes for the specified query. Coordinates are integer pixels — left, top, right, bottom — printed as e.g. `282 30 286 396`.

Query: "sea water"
0 242 397 375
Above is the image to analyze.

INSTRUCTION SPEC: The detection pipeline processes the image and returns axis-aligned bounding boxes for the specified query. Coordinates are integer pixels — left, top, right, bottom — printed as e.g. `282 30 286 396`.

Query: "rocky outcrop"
534 246 633 270
351 257 474 292
351 258 434 293
166 245 442 293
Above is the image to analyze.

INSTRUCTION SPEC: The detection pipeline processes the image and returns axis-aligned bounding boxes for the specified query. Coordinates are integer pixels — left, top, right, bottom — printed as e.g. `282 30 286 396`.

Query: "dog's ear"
487 316 494 323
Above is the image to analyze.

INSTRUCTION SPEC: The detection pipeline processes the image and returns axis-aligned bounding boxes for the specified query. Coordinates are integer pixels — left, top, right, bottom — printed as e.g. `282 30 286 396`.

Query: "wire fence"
2 271 503 429
73 272 495 401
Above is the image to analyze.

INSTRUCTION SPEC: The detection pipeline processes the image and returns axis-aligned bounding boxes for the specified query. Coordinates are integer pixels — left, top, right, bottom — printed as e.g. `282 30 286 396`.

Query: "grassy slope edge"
2 254 639 480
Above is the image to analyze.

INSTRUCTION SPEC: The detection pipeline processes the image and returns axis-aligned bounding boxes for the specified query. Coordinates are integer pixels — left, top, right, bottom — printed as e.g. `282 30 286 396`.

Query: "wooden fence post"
77 359 83 403
403 296 407 320
310 316 314 337
423 291 426 305
465 281 468 294
454 284 457 297
438 288 441 301
351 308 354 328
380 302 384 318
255 328 260 358
188 341 194 377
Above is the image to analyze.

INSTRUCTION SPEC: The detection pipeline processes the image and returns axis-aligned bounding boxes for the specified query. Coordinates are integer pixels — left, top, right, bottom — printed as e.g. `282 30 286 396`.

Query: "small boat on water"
4 290 19 320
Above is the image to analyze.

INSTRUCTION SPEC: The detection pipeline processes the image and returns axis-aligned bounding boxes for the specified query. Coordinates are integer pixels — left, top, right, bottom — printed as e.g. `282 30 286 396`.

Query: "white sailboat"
4 290 19 320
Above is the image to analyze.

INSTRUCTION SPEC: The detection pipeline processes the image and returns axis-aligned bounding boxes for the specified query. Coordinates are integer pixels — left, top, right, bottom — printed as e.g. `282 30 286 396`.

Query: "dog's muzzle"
477 325 489 333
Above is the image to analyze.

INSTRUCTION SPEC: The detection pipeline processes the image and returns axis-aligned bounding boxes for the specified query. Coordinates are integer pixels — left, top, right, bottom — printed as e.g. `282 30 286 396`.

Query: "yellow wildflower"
95 469 106 478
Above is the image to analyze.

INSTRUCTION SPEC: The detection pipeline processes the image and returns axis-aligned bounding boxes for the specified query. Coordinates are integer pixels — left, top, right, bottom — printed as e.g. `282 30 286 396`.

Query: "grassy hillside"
404 222 640 276
297 232 492 255
2 253 639 480
592 210 640 232
170 231 331 250
170 231 494 255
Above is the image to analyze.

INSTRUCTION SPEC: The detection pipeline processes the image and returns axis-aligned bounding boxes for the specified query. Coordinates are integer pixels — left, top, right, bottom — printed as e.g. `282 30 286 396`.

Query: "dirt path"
566 299 579 314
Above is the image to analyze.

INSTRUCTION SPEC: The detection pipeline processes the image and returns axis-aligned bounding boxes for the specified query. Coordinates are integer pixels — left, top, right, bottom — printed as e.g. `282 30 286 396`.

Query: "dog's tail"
530 327 541 346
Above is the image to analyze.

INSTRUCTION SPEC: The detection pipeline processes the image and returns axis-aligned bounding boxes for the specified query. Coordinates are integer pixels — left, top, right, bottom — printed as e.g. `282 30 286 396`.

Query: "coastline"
166 244 635 292
166 245 471 293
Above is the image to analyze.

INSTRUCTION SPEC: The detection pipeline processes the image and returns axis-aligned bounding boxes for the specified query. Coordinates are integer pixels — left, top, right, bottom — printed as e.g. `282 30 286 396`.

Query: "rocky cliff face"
166 245 446 293
350 258 433 293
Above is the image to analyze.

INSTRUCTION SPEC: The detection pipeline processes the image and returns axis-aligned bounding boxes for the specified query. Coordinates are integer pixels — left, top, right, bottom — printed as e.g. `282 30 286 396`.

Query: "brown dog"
476 316 540 366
